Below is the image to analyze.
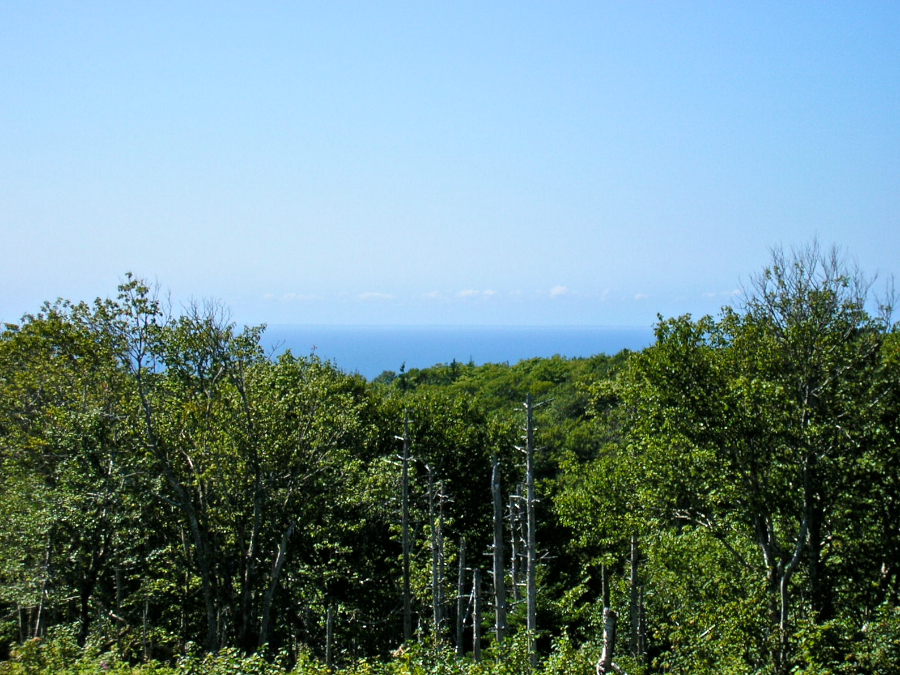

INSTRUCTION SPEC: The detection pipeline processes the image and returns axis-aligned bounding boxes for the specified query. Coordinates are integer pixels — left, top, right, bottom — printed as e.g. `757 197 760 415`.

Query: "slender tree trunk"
76 570 97 646
34 534 53 639
326 604 334 671
115 567 124 650
638 585 646 657
239 488 262 651
805 456 833 623
509 493 521 604
457 538 466 655
491 453 507 646
34 591 45 640
182 488 218 653
76 528 109 647
259 520 297 648
602 564 610 609
756 512 808 675
473 568 482 663
401 411 412 644
142 596 150 661
34 587 46 640
525 394 537 669
438 481 446 637
428 467 443 639
629 534 640 658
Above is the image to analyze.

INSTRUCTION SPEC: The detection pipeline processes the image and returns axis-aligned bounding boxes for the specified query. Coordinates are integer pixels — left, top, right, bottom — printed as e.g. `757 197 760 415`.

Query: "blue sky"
2 2 898 326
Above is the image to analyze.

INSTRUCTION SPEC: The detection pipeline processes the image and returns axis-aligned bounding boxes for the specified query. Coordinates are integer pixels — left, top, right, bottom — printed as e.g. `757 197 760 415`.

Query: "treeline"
2 244 900 674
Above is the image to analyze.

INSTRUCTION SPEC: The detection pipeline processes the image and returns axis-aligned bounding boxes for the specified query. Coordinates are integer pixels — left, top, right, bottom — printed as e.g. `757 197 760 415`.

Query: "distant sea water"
260 325 656 380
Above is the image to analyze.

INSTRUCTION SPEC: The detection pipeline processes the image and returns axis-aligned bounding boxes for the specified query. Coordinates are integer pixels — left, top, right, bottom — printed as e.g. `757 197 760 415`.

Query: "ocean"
260 325 656 380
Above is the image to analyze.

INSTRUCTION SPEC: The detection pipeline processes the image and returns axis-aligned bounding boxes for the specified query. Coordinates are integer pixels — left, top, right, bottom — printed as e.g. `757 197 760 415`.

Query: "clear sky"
2 2 898 327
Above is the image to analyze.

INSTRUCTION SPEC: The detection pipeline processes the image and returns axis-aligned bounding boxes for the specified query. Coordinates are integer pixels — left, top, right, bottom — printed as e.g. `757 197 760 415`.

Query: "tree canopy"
2 244 899 675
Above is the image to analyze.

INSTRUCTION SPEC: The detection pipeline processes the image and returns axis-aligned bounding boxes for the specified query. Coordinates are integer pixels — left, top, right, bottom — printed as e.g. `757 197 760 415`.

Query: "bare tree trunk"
629 534 640 658
438 481 446 639
473 568 482 663
509 493 521 604
756 510 809 674
638 585 647 657
457 538 466 655
597 608 625 675
428 466 442 640
777 516 808 673
34 535 53 639
401 411 412 644
602 564 610 609
142 596 150 661
326 604 334 671
491 453 507 646
115 567 124 651
34 587 46 639
525 394 537 669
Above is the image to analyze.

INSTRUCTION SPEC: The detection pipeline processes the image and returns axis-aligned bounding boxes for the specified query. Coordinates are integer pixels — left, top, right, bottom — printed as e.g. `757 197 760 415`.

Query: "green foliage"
558 243 900 673
0 626 174 675
0 630 640 675
2 248 898 674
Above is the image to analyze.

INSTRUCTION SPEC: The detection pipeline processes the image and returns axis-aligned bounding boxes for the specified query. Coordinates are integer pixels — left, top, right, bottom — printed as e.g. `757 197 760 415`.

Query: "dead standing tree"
455 540 487 661
525 394 538 668
520 393 547 669
473 568 482 662
395 413 458 648
456 537 466 655
395 411 413 644
491 453 508 647
596 608 627 675
509 485 525 606
426 466 448 640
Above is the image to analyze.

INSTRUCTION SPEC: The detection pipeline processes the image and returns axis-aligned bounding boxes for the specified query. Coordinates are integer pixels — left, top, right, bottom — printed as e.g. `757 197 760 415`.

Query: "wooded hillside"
2 245 898 675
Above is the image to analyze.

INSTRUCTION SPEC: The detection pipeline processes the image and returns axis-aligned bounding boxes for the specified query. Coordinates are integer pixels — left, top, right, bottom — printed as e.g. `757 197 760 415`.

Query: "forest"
1 244 899 675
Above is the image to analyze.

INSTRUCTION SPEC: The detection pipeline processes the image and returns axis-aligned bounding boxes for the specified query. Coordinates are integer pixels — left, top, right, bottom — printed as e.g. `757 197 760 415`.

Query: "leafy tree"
561 243 899 673
0 277 406 661
0 300 151 647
